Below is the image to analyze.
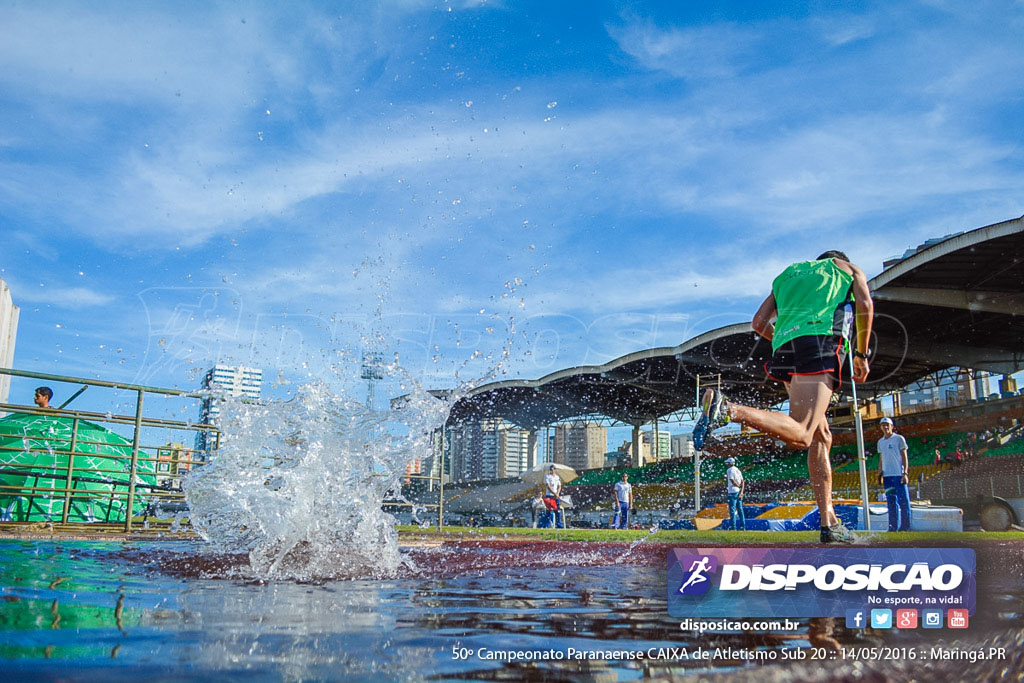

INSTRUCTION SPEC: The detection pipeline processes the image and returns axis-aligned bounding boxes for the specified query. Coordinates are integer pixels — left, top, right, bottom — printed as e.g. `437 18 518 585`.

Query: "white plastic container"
858 503 963 532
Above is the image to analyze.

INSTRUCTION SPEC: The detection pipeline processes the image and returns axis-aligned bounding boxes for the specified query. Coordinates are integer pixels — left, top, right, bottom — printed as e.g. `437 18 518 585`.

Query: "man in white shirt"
612 472 633 529
877 417 911 532
725 457 745 531
543 465 564 529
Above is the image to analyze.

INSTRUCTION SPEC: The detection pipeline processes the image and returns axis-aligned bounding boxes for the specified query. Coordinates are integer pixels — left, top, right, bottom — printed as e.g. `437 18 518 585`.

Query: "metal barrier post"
60 417 80 524
437 447 445 529
124 389 145 532
847 351 871 531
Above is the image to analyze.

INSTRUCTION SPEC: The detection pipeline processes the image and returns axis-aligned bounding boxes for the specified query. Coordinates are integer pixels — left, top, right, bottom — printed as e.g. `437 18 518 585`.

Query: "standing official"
877 417 911 532
725 457 746 531
613 472 633 529
543 465 564 529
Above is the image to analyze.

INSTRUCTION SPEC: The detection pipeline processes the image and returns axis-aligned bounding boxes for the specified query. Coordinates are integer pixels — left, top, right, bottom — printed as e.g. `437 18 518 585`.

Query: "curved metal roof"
448 216 1024 430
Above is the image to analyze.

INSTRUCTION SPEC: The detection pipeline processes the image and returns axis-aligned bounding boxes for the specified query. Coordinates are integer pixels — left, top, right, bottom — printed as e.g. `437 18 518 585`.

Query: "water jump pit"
0 383 1020 679
688 500 965 532
1 534 1022 681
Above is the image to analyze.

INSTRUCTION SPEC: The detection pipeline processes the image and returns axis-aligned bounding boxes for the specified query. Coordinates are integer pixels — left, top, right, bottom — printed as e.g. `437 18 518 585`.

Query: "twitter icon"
871 609 892 628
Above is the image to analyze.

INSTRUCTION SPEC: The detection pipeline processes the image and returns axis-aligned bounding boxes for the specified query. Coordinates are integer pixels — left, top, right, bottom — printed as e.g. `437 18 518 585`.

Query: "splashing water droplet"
185 381 451 581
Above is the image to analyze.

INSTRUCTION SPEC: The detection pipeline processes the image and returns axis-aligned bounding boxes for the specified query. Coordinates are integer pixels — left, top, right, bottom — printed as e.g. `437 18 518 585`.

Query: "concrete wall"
0 278 19 406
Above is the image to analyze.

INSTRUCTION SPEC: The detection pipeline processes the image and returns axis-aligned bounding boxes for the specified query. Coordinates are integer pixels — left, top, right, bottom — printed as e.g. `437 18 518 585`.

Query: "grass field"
1 523 1020 545
397 525 1024 545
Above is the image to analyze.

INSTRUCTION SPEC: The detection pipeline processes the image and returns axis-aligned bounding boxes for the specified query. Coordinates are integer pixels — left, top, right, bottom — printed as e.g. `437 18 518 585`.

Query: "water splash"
184 380 451 581
615 523 663 564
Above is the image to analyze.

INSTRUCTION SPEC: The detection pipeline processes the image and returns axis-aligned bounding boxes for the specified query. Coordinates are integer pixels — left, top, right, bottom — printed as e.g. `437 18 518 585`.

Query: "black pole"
58 386 88 410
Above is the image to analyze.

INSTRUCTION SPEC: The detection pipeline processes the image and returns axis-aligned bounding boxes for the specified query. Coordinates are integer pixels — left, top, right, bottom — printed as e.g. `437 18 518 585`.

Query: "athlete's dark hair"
817 250 850 262
34 386 53 400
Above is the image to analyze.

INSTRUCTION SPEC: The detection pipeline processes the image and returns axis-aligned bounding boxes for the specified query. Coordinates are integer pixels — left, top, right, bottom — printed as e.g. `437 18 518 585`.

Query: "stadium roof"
447 216 1024 430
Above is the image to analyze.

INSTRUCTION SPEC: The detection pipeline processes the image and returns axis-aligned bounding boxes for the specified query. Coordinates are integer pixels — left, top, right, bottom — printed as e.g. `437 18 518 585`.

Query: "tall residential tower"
195 364 263 455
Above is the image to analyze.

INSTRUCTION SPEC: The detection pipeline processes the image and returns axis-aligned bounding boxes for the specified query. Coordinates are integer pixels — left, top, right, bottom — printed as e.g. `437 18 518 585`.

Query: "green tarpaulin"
0 413 157 523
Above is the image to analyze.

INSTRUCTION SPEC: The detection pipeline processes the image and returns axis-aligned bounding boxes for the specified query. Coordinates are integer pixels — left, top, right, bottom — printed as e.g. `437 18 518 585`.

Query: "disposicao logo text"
715 562 962 592
667 548 975 618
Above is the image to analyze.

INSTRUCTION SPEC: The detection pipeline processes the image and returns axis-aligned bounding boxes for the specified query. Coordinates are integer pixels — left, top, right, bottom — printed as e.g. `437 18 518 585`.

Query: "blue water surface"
0 539 1020 681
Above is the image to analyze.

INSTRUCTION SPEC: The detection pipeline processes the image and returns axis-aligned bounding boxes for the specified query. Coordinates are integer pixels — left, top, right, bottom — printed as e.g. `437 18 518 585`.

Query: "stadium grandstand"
422 218 1024 528
422 390 1023 528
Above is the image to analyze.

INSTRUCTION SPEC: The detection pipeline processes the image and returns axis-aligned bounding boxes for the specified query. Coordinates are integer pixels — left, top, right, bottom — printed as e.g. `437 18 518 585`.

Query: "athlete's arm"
839 260 874 382
752 293 777 340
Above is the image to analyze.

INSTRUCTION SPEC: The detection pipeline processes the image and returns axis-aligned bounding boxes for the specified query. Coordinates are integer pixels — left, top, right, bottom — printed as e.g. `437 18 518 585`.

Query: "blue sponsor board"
667 547 975 618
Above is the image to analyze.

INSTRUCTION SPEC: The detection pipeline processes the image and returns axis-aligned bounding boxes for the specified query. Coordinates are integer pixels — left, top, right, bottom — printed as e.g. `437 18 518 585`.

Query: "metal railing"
0 368 217 532
1 367 448 532
933 473 1024 500
382 470 446 529
381 428 446 529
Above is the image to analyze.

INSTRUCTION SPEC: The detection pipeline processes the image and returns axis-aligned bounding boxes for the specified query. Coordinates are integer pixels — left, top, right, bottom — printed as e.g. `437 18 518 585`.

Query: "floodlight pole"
694 442 701 513
849 352 872 531
361 352 384 409
694 382 702 513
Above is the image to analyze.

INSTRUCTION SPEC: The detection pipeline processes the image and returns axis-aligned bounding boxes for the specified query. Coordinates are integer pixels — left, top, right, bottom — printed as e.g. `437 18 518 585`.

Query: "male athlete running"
693 250 874 543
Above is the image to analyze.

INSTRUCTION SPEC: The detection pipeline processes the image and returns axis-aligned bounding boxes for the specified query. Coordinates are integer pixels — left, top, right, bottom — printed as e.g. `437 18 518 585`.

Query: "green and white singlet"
770 258 854 353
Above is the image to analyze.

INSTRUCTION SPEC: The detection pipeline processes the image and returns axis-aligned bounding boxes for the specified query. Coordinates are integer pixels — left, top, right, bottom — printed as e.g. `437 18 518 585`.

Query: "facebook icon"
845 609 866 629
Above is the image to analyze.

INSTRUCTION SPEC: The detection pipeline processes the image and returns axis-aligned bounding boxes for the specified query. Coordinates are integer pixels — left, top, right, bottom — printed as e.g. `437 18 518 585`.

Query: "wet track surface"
0 538 1021 680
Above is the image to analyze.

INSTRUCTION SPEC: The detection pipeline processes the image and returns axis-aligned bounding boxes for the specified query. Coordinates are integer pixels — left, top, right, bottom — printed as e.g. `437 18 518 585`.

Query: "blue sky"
1 0 1023 422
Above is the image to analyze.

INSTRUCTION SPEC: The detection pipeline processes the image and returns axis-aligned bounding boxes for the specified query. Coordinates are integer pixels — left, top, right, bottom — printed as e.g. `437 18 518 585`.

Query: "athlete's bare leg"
704 374 838 526
707 375 833 450
806 413 837 528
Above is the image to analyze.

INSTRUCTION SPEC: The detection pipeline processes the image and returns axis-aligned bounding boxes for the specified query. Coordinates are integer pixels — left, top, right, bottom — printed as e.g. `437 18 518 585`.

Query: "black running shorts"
764 334 845 388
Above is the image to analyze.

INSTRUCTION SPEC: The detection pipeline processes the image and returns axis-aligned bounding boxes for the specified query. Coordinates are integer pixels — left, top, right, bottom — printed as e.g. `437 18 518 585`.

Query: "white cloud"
813 13 877 46
5 2 1022 260
15 284 115 308
607 16 760 81
525 257 789 316
0 5 261 107
677 113 1023 233
5 230 62 262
